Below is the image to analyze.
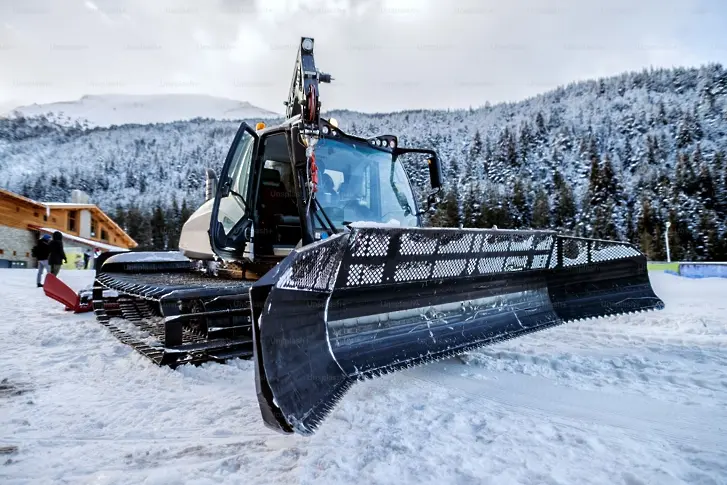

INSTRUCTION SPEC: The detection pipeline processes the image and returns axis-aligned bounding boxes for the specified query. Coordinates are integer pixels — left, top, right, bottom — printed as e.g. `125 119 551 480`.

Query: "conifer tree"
714 151 726 212
511 180 530 227
624 202 636 244
180 199 194 226
429 189 459 227
531 189 550 229
697 162 715 209
150 202 167 250
166 197 182 249
469 130 483 160
126 204 153 250
666 211 684 261
552 170 576 231
113 204 126 232
462 184 480 227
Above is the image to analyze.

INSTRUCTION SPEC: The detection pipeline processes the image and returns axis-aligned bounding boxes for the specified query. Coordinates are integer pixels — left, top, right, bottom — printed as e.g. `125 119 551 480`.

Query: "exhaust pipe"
205 169 217 201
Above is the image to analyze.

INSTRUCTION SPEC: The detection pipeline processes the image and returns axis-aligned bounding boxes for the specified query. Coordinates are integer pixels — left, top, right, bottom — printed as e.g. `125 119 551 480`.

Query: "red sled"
43 273 94 313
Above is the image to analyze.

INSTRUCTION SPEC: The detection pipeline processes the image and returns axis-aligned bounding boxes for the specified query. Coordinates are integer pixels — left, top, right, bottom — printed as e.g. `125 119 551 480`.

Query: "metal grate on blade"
349 230 391 257
432 258 469 278
276 228 646 293
399 232 439 255
341 228 557 287
561 238 589 267
393 261 432 282
504 255 529 271
436 233 475 254
481 233 513 253
479 256 505 274
549 243 559 269
532 253 549 269
536 235 554 251
278 237 348 292
556 236 644 268
347 264 385 286
590 240 641 262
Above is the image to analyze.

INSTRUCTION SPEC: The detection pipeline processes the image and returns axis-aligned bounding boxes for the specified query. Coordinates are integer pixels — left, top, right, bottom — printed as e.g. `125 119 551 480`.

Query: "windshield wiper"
313 198 339 235
389 163 413 216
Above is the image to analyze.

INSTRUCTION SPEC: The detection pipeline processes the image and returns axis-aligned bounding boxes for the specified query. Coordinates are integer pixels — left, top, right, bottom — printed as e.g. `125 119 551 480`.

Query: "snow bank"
1 269 725 484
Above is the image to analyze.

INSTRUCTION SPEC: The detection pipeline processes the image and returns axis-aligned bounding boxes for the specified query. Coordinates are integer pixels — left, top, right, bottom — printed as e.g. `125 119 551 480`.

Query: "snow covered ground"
1 269 726 485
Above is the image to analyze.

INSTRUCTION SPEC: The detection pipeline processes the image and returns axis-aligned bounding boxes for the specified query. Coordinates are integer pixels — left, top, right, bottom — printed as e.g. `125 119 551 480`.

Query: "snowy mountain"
1 64 726 259
1 94 280 128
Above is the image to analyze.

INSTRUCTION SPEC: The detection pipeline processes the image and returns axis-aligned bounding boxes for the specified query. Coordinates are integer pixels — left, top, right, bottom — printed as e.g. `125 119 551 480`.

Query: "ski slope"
3 94 280 127
1 269 725 484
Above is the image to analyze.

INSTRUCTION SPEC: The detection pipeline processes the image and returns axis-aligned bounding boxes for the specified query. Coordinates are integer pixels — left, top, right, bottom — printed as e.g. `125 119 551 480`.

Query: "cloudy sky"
1 0 726 114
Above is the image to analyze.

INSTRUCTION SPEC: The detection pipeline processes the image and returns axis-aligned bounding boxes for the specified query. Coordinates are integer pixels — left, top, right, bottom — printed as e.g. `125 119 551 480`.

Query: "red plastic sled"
43 273 93 313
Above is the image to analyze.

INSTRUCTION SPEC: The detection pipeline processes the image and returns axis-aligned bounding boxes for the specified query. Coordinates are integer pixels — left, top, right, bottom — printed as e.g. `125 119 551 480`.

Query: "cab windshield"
313 136 419 229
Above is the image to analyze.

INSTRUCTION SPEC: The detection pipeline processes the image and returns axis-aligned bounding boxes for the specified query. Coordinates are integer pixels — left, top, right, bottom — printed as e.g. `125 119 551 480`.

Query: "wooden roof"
0 188 137 248
0 188 47 208
43 202 135 246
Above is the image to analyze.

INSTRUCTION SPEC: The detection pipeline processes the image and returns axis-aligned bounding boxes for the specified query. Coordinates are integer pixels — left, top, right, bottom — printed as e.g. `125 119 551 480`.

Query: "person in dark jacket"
32 234 51 287
48 231 67 276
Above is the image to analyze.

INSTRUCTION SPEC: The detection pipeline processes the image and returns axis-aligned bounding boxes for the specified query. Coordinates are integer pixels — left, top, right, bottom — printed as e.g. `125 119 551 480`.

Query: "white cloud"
0 0 724 113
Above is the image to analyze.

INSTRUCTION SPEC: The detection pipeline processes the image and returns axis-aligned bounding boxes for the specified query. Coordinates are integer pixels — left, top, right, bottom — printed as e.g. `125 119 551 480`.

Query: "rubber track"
93 308 254 367
93 272 254 367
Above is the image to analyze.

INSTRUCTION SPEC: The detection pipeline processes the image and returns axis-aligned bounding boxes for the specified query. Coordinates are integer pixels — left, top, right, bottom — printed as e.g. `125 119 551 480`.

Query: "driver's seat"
257 167 302 256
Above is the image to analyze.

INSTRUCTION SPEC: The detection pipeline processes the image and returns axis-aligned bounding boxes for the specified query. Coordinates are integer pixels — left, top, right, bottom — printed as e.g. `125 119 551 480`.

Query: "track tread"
92 270 254 367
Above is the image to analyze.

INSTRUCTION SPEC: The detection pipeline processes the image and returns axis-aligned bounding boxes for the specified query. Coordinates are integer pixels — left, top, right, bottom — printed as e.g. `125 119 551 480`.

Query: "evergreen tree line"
112 197 195 251
5 64 726 261
426 143 727 261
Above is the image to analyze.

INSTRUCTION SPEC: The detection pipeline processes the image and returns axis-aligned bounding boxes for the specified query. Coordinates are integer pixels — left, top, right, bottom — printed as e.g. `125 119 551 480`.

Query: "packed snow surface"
2 94 281 127
1 269 726 484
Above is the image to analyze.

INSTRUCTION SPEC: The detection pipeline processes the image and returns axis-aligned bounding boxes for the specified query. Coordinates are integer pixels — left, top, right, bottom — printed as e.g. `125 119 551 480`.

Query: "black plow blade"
249 226 664 435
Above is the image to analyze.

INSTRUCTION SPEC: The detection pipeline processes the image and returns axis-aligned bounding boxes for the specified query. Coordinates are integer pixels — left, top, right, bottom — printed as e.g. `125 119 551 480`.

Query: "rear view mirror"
393 147 443 191
393 146 443 215
426 155 443 190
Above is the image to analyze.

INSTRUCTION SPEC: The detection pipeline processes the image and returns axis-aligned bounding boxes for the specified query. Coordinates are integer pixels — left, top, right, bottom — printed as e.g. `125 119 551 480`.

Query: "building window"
101 229 108 241
68 210 77 232
34 212 39 217
0 249 4 255
43 214 48 221
25 252 29 257
91 218 97 237
52 217 57 223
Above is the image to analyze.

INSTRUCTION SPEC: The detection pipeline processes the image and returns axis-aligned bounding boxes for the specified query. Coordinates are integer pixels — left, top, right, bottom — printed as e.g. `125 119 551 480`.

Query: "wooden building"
0 188 137 268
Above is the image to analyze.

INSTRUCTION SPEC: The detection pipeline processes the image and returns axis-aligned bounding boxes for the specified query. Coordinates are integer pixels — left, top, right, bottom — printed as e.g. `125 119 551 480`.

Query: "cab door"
209 122 259 262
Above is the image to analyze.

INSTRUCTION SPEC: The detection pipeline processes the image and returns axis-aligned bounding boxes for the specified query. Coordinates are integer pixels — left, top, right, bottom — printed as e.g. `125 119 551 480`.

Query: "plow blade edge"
249 226 664 435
